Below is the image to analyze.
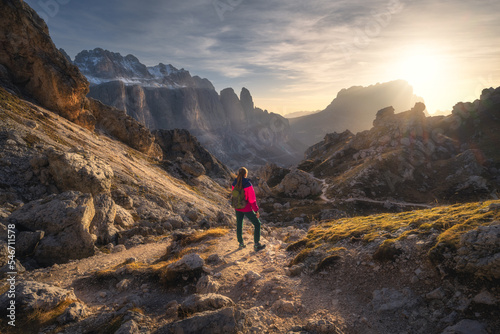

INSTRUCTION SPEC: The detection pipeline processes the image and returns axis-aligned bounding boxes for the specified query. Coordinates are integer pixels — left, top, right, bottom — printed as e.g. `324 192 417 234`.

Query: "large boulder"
180 294 234 314
0 280 77 313
46 149 114 195
275 169 322 198
0 0 93 129
90 194 118 244
157 307 238 334
8 191 96 266
164 253 205 284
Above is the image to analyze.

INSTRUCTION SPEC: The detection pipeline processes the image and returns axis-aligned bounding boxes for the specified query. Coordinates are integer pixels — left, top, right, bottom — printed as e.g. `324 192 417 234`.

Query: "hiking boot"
239 243 246 248
254 243 266 251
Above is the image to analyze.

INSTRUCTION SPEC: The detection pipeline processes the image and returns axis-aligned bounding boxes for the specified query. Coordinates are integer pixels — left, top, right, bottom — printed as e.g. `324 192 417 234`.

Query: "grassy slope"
289 200 500 265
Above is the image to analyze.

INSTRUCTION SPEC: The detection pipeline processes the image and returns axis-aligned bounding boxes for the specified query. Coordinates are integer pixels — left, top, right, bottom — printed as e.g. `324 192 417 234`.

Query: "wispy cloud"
24 0 500 113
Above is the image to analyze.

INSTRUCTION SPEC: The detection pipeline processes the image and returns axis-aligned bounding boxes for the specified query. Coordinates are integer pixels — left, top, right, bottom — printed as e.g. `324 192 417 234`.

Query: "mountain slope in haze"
290 80 425 147
73 49 303 168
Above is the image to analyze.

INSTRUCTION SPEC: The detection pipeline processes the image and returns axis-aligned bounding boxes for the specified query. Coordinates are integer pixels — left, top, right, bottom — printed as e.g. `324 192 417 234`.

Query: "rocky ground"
2 213 499 333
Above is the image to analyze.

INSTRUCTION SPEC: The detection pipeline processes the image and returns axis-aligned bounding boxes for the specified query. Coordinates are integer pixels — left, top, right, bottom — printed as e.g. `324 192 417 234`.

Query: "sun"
397 52 441 90
389 46 455 114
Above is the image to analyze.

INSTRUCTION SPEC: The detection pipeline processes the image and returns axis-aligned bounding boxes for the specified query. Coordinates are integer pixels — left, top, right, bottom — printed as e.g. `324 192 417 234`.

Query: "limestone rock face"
220 88 246 131
89 98 162 158
154 129 231 180
8 191 96 266
74 48 301 168
47 149 114 196
0 0 92 128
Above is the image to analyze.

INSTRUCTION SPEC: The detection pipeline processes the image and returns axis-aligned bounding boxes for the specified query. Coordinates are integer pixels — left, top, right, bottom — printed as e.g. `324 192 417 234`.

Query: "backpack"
231 187 247 209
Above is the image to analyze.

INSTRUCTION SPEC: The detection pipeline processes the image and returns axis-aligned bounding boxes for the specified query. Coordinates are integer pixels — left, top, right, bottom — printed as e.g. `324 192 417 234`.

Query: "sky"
25 0 500 115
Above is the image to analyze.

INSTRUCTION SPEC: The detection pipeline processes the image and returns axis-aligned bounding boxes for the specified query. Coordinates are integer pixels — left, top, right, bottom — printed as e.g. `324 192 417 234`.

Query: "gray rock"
157 307 237 334
91 193 118 244
441 319 488 334
16 230 45 257
8 191 96 266
305 319 344 334
196 275 220 294
453 222 500 279
57 302 88 324
180 293 234 314
115 205 136 228
47 149 114 195
115 319 140 334
165 253 205 284
0 281 77 313
276 169 322 198
472 290 498 305
371 287 419 313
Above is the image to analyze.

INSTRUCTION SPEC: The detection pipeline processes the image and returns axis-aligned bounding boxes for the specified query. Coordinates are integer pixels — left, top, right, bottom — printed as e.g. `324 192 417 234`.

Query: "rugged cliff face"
0 0 93 129
289 80 425 147
73 48 302 168
0 0 233 268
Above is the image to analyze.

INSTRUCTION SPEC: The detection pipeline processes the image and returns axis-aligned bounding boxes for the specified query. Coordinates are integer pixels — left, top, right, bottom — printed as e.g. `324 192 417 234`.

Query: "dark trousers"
235 210 261 244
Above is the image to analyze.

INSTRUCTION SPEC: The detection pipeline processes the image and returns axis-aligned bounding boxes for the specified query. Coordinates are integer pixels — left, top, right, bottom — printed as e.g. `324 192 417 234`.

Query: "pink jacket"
231 178 259 212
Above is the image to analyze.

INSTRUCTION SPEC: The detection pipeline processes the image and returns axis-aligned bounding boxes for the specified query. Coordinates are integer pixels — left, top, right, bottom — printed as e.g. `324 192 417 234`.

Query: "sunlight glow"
390 46 457 114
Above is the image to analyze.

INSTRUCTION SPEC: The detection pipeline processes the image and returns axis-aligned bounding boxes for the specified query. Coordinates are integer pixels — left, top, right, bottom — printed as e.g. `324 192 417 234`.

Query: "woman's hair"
235 167 248 189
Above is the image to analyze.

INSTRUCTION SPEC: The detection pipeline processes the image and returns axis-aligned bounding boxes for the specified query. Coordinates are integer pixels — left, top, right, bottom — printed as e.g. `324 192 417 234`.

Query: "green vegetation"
288 200 500 265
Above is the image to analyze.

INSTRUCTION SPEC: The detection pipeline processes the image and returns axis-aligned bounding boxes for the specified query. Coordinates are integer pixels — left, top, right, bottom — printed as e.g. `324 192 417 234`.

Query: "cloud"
24 0 500 113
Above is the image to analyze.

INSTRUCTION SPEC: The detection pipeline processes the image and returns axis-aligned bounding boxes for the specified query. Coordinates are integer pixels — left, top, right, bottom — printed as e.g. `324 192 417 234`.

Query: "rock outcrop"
275 169 322 199
299 90 500 204
46 148 114 195
154 129 231 180
0 0 92 129
8 191 96 266
450 221 500 280
89 98 162 158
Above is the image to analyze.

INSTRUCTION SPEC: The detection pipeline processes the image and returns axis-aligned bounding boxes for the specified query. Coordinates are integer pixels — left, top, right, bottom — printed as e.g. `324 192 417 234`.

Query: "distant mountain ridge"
73 48 302 168
74 48 213 89
290 80 425 147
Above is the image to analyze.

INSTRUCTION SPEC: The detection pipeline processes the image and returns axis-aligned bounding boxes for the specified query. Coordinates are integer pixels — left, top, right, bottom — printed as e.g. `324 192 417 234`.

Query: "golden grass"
180 228 229 246
11 298 78 334
95 229 229 280
289 200 500 264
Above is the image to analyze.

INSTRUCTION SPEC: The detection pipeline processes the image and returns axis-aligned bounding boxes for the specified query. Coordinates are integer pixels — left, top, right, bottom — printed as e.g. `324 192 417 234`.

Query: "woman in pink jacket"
232 167 266 251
